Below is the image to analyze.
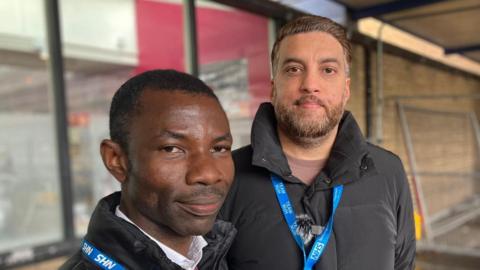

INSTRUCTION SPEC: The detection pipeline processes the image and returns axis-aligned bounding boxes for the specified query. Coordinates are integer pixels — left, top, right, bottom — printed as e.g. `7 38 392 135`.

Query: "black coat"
219 103 415 270
60 192 236 270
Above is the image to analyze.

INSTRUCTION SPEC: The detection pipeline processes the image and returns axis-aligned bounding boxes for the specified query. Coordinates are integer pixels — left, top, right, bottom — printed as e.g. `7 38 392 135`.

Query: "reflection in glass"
0 65 63 252
59 0 138 236
197 0 272 149
64 69 133 235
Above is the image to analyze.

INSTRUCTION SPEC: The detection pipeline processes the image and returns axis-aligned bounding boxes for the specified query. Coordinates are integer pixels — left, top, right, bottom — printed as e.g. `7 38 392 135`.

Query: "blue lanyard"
81 239 125 270
271 175 343 270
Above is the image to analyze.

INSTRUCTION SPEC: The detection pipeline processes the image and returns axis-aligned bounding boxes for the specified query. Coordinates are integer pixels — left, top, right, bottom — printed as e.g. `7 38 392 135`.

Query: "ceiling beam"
445 44 480 55
349 0 448 20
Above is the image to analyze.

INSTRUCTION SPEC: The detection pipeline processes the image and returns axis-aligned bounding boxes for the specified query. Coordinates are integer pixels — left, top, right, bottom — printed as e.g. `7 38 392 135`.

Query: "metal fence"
397 102 480 257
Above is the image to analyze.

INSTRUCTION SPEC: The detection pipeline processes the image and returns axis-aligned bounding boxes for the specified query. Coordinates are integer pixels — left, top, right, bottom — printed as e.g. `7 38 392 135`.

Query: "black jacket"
219 103 415 270
60 192 236 270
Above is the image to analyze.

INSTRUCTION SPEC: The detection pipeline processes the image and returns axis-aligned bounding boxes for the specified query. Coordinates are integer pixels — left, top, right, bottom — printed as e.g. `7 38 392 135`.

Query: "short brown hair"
271 15 352 75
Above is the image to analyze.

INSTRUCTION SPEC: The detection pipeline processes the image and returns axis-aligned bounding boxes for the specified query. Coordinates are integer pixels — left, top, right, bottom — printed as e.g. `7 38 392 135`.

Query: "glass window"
0 1 63 252
64 68 133 236
59 0 187 236
135 0 187 72
60 0 136 236
196 1 273 149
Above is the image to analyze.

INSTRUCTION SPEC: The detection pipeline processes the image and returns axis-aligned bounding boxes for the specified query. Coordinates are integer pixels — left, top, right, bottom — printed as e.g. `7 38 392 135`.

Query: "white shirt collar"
115 206 207 270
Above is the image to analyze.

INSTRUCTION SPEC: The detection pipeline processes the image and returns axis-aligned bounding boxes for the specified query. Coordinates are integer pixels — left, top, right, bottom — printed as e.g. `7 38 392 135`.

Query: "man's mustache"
294 95 326 107
179 186 226 202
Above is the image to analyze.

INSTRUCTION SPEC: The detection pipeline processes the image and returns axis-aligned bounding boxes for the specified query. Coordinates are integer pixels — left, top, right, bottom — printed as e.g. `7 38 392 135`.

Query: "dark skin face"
100 90 234 256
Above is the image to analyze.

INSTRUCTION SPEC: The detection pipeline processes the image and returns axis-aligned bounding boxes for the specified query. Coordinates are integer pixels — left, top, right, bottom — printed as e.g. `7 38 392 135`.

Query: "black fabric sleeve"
394 159 416 270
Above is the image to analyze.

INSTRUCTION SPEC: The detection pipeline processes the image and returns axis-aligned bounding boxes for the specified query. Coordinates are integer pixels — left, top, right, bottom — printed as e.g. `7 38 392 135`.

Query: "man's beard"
273 94 345 147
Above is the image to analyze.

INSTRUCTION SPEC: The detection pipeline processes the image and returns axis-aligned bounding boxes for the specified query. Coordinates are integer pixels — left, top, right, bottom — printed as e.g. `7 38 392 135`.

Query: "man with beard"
61 70 236 270
219 15 415 270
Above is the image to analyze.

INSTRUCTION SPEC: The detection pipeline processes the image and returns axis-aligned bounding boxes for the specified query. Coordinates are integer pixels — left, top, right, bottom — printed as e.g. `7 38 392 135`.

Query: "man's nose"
300 70 321 94
186 153 222 186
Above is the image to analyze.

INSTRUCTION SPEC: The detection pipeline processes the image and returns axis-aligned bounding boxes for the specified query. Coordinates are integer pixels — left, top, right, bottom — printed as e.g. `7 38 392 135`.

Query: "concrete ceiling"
333 0 480 63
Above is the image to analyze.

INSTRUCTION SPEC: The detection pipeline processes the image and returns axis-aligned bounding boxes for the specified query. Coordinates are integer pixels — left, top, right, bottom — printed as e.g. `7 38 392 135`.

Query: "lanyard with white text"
81 239 125 270
271 174 343 270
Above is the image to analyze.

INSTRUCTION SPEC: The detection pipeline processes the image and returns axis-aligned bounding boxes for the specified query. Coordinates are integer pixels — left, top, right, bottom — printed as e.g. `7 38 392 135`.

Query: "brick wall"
346 42 480 219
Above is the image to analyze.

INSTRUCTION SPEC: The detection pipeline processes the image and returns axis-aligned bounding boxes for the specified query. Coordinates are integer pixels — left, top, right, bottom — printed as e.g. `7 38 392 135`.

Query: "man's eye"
324 67 336 74
286 66 302 74
211 145 231 153
162 146 183 153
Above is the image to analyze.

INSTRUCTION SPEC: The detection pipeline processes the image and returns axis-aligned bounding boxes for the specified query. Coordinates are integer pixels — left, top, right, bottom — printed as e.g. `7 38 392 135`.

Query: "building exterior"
0 0 479 268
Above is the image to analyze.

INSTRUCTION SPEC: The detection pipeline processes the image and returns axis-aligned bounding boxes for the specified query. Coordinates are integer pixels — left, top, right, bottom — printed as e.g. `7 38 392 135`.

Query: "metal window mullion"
375 23 385 145
364 46 372 140
44 0 75 241
183 0 199 77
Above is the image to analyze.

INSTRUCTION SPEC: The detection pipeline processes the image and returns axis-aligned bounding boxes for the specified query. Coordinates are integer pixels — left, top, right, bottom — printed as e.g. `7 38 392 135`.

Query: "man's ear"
343 78 351 106
100 139 128 184
270 79 275 101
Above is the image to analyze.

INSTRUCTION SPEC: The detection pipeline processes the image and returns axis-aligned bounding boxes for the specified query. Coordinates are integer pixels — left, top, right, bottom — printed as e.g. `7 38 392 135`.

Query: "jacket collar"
251 103 291 177
86 192 236 270
86 192 183 270
200 220 237 269
250 102 375 187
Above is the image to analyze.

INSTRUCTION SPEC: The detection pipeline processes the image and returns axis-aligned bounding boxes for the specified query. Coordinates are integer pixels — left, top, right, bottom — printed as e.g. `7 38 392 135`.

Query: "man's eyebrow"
281 57 304 66
281 57 341 66
154 130 186 140
153 131 232 142
318 57 340 65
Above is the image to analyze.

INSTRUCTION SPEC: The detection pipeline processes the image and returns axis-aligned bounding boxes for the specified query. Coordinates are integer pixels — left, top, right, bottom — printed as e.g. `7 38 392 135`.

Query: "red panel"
197 7 271 103
135 1 271 106
135 0 185 73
